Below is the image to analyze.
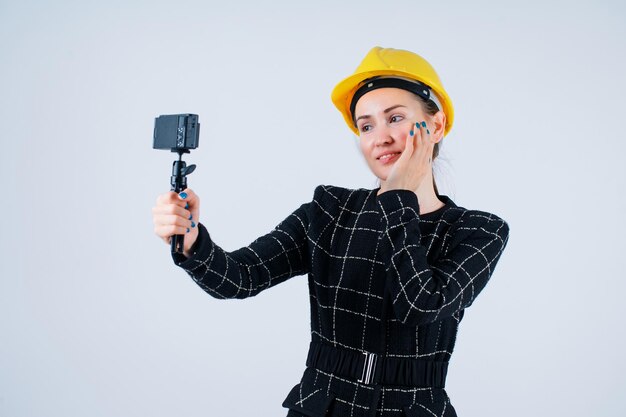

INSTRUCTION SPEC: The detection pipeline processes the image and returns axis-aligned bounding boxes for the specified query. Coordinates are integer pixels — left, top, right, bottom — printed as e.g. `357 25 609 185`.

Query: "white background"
1 0 625 416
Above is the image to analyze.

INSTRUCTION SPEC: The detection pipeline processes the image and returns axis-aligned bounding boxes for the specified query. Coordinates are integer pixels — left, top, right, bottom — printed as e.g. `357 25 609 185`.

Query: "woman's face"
353 87 433 182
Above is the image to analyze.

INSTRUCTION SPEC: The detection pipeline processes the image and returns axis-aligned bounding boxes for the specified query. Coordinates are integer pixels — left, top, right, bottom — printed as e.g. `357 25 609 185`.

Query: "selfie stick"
170 150 196 254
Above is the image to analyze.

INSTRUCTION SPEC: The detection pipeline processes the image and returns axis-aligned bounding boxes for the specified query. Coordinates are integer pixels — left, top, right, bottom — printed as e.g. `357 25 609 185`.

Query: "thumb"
402 127 415 158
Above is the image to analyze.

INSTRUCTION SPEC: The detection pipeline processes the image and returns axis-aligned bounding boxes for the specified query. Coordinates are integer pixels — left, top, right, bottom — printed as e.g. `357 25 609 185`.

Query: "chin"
372 166 390 181
367 159 392 181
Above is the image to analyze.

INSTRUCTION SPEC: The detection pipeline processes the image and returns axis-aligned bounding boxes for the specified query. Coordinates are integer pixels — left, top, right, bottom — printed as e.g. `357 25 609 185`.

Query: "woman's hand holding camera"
152 189 200 258
379 120 435 195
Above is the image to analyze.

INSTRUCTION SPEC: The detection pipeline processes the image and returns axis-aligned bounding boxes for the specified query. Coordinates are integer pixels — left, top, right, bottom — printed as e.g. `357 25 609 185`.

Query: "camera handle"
170 150 196 254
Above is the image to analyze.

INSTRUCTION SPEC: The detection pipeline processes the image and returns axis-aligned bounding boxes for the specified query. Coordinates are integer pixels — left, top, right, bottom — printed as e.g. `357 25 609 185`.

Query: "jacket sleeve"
376 189 510 326
170 189 317 300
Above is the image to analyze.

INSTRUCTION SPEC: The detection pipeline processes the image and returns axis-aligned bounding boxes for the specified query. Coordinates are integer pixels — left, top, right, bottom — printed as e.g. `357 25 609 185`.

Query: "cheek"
359 140 367 155
359 138 373 152
396 119 414 133
360 144 373 163
387 125 410 145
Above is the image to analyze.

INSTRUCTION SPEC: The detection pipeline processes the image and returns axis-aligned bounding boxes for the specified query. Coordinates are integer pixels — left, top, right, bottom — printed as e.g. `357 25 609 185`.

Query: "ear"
431 110 446 143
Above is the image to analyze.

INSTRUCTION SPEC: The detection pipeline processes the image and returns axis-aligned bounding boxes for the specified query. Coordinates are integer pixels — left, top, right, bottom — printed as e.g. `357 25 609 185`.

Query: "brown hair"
375 93 443 195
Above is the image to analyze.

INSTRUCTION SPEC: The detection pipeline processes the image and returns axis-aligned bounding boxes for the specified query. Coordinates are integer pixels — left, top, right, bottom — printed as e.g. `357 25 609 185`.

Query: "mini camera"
153 114 200 152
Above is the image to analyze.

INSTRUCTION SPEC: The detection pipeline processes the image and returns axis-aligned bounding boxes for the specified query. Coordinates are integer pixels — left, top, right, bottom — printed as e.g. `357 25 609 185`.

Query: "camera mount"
170 149 196 254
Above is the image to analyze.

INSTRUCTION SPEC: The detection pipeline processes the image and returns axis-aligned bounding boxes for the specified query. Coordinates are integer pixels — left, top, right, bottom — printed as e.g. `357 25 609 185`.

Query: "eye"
359 124 372 133
390 114 404 123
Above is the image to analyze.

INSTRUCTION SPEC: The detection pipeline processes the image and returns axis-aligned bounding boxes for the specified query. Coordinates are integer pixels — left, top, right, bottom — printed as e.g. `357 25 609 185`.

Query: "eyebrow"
355 104 407 123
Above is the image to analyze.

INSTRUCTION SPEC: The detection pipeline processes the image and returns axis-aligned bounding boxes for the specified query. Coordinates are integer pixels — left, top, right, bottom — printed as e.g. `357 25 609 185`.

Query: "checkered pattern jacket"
172 184 510 417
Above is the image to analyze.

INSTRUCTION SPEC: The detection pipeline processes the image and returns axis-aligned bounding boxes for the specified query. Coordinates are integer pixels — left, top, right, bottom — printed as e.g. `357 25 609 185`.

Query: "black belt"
305 340 448 387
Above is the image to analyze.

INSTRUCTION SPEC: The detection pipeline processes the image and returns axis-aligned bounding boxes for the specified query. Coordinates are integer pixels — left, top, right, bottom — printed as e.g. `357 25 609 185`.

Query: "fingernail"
179 192 188 199
185 202 189 209
186 227 190 233
421 121 427 127
415 122 420 127
410 130 414 136
191 221 196 228
188 213 192 220
427 129 430 134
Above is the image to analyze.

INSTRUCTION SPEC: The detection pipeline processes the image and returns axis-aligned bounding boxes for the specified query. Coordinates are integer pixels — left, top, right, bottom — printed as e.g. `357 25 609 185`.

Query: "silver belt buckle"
358 351 378 385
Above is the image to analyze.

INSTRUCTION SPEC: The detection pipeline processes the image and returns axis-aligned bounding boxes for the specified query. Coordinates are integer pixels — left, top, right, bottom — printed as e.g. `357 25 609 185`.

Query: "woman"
152 46 510 417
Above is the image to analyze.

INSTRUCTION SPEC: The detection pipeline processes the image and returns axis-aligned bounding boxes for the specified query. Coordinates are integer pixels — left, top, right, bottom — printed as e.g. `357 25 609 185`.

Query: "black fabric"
172 184 510 416
306 340 448 388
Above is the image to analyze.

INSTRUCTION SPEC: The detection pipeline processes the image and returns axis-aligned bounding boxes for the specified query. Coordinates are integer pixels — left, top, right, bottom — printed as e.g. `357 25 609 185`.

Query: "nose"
374 123 396 147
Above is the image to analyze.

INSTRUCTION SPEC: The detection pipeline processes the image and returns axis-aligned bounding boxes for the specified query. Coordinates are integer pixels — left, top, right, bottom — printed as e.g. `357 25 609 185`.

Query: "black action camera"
153 113 201 255
153 114 200 152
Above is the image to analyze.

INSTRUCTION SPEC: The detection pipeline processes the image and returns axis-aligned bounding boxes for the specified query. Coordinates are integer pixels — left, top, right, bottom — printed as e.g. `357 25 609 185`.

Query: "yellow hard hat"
331 46 454 137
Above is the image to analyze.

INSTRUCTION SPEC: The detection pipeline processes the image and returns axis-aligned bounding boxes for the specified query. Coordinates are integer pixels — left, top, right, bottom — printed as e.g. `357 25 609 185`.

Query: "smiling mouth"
378 152 401 162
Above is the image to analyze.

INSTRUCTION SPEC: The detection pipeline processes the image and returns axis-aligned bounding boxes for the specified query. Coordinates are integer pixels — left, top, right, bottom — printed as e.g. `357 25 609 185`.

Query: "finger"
421 120 431 137
178 188 199 206
156 188 200 209
411 121 434 169
420 120 437 145
423 124 435 164
178 188 200 220
153 214 192 230
415 121 426 143
418 120 429 143
422 121 436 154
153 213 193 229
156 189 200 220
412 121 427 158
152 203 191 220
156 191 188 208
154 224 192 239
419 121 435 149
406 126 415 152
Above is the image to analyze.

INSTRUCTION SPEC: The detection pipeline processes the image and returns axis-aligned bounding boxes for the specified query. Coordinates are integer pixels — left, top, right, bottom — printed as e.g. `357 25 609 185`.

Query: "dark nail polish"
421 121 427 127
188 214 192 220
427 129 430 134
179 192 188 199
185 203 189 209
186 227 190 233
415 122 420 127
191 221 196 228
410 130 414 136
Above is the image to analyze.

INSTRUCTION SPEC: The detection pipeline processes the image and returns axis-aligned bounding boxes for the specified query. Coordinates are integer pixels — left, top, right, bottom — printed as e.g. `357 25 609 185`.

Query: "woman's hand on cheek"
380 120 435 194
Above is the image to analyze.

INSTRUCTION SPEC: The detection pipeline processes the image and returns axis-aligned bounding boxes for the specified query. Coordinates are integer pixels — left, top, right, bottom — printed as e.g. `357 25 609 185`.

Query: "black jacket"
173 185 510 417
